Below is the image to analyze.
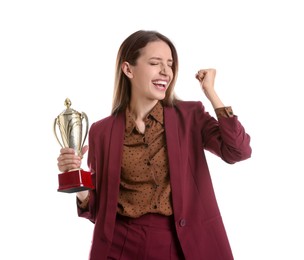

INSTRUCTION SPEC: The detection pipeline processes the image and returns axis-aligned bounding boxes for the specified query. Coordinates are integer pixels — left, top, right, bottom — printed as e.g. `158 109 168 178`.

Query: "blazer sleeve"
197 102 252 164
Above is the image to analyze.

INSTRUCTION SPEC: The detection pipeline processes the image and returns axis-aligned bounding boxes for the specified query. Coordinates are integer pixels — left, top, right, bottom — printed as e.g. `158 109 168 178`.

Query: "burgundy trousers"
107 213 185 260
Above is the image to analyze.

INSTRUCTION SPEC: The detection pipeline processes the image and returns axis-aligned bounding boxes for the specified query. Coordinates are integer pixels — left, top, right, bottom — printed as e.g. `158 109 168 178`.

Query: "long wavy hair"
111 30 179 115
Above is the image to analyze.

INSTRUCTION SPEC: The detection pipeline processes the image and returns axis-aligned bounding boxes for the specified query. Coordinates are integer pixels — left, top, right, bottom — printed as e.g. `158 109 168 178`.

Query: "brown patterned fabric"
118 102 173 218
215 106 234 118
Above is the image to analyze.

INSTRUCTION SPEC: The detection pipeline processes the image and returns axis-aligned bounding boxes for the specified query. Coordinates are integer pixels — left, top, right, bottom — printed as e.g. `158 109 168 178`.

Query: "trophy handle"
53 117 64 148
81 112 89 152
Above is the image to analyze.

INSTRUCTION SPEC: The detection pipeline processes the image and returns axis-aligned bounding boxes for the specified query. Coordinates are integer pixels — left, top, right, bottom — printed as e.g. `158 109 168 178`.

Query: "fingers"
59 147 76 155
195 68 216 82
57 147 82 172
195 70 207 82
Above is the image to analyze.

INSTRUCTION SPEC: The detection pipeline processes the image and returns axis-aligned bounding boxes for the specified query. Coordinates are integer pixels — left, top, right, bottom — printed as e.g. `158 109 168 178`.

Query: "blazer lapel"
164 106 183 217
107 112 125 191
104 112 125 235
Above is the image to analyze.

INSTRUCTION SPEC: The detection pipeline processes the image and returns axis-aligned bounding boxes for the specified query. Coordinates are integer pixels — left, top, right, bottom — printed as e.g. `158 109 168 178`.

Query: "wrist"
204 91 224 109
77 190 89 201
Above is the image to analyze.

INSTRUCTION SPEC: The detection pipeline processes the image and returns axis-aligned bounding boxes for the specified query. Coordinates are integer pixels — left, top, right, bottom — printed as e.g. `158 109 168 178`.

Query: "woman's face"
127 40 174 103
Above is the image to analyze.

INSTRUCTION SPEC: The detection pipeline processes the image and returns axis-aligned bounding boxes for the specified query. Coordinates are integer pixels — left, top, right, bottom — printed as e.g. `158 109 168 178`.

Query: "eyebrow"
149 57 174 63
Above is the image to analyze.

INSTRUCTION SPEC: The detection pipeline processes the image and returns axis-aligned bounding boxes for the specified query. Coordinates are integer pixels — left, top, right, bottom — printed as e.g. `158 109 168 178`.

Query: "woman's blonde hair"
111 30 179 115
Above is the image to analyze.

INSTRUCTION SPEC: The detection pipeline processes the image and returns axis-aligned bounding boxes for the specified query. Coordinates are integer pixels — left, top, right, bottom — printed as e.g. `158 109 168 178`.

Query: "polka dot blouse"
118 101 173 218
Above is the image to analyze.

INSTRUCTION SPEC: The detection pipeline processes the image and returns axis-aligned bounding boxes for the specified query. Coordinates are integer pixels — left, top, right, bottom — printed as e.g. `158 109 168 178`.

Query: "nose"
160 64 168 75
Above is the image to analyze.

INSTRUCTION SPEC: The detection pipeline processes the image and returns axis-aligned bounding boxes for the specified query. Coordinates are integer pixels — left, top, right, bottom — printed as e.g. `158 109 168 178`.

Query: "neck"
129 98 158 121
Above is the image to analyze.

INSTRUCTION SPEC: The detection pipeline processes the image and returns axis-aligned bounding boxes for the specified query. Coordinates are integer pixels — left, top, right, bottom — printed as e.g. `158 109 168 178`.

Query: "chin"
155 95 166 101
155 92 166 100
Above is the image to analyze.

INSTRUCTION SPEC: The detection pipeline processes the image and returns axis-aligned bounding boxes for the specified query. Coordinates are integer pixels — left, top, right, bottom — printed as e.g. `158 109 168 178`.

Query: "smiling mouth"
152 80 168 90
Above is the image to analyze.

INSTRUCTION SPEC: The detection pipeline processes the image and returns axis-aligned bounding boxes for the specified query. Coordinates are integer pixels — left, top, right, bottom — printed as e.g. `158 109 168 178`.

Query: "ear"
121 61 133 78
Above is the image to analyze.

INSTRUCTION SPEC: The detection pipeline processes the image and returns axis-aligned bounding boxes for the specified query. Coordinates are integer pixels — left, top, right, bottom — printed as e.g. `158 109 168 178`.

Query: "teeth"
153 80 167 85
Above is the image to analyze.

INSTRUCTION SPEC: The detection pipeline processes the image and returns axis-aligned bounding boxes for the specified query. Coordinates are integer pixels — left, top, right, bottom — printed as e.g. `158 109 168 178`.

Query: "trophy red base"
57 169 94 193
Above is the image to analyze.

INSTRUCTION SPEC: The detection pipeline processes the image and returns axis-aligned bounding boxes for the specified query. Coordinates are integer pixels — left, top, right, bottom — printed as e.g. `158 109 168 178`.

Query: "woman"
57 30 252 260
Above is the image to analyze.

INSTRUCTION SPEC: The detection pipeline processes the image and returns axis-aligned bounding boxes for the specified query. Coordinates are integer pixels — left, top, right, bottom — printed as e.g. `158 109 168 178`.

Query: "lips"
152 80 168 90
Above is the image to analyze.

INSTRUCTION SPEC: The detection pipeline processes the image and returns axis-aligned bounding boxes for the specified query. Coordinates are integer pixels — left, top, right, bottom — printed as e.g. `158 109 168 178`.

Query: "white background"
1 0 303 259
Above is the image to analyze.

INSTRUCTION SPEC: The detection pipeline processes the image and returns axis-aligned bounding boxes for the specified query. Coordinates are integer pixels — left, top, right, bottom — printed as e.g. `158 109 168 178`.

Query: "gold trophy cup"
54 98 94 193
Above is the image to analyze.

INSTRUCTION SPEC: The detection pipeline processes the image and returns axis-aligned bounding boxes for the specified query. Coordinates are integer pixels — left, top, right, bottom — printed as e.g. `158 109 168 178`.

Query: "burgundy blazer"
78 101 252 260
